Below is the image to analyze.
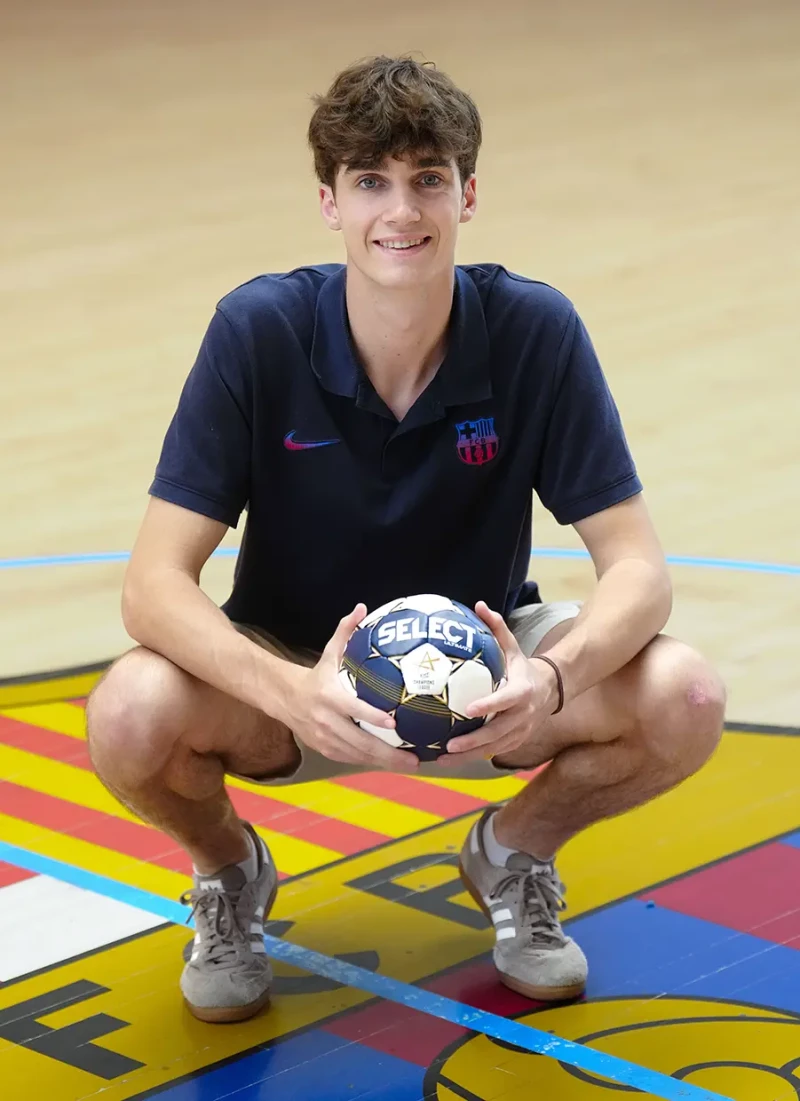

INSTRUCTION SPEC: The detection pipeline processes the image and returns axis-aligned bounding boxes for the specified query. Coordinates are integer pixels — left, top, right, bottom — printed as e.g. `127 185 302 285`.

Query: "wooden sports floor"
1 1 799 1098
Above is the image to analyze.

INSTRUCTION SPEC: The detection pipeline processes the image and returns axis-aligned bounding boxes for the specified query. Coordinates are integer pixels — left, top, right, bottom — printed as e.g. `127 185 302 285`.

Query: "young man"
87 56 726 1024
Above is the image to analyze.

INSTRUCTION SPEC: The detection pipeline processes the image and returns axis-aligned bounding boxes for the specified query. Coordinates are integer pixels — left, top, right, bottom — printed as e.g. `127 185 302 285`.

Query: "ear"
459 175 477 225
319 184 341 232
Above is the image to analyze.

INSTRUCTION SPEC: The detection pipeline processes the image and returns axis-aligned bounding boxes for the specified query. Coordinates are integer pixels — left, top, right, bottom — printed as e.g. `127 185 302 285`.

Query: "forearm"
121 567 298 721
538 558 672 705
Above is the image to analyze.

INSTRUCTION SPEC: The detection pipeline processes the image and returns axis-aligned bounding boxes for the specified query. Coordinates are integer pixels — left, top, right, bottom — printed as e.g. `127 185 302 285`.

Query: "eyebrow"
343 157 452 175
412 157 451 169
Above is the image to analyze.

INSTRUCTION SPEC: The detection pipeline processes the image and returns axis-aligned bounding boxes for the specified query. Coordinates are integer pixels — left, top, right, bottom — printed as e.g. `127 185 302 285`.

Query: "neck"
345 264 455 419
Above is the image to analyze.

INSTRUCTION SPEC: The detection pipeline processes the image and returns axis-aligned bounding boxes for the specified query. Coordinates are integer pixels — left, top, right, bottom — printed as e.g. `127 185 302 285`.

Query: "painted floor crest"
2 683 800 1099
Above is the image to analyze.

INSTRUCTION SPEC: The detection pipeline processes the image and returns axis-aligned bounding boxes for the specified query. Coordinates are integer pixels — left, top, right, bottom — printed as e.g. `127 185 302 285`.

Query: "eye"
420 174 444 187
357 176 381 190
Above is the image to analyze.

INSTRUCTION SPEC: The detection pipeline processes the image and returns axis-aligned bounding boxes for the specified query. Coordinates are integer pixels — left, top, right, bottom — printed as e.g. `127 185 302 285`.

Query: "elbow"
655 564 673 629
121 571 148 642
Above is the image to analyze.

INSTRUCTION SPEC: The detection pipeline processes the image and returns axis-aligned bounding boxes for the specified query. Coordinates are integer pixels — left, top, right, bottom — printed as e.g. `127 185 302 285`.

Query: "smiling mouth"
375 236 431 253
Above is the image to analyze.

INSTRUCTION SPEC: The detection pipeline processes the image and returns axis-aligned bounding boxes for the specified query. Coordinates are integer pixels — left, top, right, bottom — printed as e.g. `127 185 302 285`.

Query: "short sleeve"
534 309 642 525
149 308 252 528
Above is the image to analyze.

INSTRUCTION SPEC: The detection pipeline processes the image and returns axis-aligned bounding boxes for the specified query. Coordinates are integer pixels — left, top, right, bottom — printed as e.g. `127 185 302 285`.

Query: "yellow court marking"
1 702 88 738
0 745 342 876
0 811 189 899
413 773 529 801
229 774 441 835
0 744 153 823
563 730 800 913
2 698 446 836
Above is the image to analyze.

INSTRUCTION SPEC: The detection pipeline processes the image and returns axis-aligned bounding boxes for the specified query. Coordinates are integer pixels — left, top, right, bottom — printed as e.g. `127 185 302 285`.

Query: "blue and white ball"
340 594 506 761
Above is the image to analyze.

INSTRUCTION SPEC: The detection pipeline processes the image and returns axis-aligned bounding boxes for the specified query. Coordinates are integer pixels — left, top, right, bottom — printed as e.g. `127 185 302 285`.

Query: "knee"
86 649 190 782
634 641 726 780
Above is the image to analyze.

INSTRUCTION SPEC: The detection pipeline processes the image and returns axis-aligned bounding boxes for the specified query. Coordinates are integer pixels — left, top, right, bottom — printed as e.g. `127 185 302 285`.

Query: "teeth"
379 238 425 250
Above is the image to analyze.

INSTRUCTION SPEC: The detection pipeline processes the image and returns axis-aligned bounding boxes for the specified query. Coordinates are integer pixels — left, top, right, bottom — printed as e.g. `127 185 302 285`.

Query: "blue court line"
1 546 799 576
0 840 730 1101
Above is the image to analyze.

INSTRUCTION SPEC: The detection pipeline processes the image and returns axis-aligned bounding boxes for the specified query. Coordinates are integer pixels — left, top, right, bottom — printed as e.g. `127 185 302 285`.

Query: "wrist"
244 644 304 724
529 654 564 715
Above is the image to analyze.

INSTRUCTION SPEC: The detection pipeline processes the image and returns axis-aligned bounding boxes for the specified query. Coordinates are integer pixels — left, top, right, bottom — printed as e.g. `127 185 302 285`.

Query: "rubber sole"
183 987 272 1024
458 860 586 1003
182 876 279 1024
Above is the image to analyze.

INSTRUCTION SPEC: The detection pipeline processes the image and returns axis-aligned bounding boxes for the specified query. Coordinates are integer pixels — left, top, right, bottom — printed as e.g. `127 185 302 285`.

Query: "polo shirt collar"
309 266 491 406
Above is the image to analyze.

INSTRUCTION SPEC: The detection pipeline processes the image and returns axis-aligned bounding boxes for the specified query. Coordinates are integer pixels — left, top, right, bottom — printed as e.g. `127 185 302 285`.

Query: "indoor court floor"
2 1 799 1099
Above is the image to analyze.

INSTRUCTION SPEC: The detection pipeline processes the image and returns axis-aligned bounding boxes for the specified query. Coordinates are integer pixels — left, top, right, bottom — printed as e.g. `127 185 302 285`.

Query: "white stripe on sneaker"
496 927 516 941
490 907 514 924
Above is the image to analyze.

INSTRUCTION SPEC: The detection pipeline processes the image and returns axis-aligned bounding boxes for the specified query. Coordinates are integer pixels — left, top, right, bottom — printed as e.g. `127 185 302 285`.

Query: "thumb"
474 601 522 657
323 604 368 664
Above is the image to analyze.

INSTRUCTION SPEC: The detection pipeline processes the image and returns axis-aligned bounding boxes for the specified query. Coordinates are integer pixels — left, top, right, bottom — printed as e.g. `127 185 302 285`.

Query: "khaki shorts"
234 600 581 785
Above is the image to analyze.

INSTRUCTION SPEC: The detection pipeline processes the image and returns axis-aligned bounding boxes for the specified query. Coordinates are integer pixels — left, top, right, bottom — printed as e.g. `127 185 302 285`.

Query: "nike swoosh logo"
283 430 341 451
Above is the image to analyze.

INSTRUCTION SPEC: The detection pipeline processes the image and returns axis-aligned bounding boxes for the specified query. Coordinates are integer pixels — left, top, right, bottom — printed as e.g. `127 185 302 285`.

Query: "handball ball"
339 594 506 761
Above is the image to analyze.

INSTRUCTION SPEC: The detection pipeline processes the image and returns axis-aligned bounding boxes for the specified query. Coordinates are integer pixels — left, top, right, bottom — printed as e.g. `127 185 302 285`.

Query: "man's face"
319 153 477 289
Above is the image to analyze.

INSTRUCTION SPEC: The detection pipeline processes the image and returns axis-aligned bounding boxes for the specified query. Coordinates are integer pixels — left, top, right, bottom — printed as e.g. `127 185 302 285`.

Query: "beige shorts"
234 600 581 786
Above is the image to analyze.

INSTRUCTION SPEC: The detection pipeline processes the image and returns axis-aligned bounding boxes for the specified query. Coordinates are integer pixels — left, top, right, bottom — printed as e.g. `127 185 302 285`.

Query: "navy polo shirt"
150 263 642 652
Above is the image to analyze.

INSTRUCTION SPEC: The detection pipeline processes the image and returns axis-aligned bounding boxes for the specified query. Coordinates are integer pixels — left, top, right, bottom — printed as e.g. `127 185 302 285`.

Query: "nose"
383 184 422 226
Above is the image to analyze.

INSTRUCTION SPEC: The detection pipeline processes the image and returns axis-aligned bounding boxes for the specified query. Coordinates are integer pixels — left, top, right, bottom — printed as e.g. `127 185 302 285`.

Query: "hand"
278 604 419 772
438 601 558 767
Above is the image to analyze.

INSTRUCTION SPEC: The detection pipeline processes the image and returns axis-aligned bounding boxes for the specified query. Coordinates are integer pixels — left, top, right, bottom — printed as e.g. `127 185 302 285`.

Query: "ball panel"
450 600 486 630
449 716 486 739
355 719 404 747
399 593 457 616
343 624 375 668
360 598 406 629
338 668 357 696
398 643 453 696
353 655 405 711
480 635 506 684
446 661 494 719
394 704 453 760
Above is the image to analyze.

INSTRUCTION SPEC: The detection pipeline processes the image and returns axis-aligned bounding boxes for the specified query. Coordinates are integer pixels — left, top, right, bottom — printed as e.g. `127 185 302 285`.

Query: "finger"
445 713 516 754
343 692 397 730
437 730 524 767
329 718 419 771
330 666 397 729
464 680 525 719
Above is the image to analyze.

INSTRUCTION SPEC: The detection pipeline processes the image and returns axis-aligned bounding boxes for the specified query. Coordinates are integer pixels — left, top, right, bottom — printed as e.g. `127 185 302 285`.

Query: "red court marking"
227 785 390 855
333 773 487 818
646 841 800 949
0 781 194 876
324 956 544 1064
0 715 390 856
0 861 36 888
0 715 91 768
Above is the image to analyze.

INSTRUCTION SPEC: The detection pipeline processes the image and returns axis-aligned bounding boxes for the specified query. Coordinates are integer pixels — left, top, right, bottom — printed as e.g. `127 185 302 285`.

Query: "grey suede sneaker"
459 808 587 1001
179 822 278 1022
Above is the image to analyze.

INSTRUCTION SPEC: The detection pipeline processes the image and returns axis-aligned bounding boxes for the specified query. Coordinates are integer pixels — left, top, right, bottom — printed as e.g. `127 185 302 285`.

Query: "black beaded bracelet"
531 654 564 715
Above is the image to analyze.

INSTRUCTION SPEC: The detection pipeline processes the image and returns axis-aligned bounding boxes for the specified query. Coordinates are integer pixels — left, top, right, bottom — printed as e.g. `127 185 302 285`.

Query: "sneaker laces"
491 859 568 948
180 886 252 969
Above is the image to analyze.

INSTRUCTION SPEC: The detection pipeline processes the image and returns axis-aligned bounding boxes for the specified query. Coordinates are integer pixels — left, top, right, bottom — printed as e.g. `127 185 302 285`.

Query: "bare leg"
492 627 726 860
86 647 300 874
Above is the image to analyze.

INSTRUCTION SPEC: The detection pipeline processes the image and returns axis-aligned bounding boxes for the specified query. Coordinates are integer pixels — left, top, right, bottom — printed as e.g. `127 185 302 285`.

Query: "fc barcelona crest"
455 418 499 466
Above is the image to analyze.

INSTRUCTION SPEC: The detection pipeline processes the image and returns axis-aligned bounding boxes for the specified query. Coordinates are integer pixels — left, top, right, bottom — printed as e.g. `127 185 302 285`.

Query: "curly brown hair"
308 55 482 189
